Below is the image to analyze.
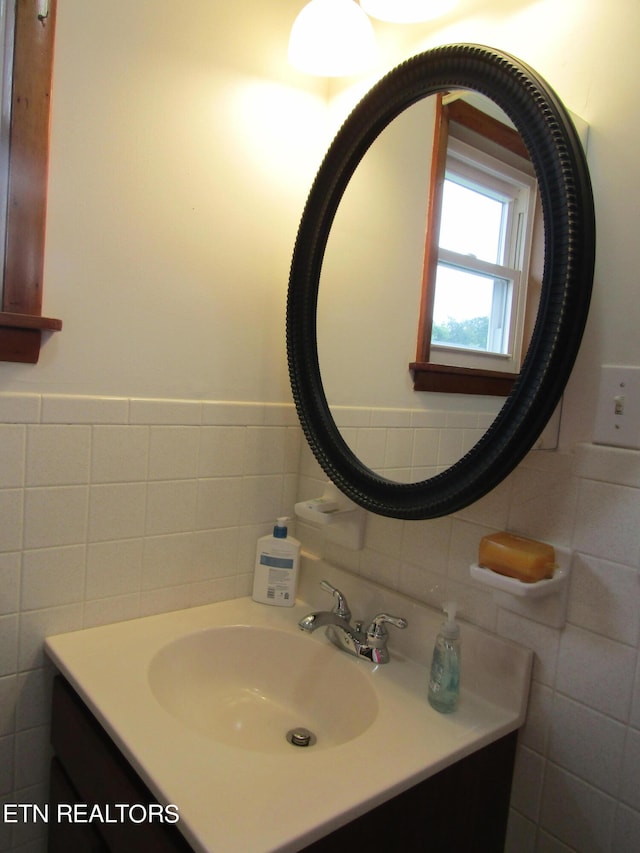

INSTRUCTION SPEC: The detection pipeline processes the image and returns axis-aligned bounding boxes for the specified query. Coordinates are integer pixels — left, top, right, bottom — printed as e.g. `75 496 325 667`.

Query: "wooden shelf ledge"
0 313 62 363
0 311 63 331
410 361 516 397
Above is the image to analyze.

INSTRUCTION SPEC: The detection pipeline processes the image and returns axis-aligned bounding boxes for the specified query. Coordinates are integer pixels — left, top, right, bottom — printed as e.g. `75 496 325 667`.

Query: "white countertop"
45 555 532 853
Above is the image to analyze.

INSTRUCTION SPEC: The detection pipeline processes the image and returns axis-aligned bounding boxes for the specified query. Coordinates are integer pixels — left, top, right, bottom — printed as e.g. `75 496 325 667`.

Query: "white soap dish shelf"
294 481 366 550
470 552 569 599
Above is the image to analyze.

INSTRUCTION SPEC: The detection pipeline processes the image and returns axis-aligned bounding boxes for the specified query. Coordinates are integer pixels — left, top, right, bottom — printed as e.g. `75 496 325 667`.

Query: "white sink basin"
45 556 532 853
148 625 378 752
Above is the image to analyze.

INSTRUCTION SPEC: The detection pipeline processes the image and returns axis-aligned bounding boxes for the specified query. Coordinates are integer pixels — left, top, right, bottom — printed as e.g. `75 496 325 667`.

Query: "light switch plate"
593 365 640 449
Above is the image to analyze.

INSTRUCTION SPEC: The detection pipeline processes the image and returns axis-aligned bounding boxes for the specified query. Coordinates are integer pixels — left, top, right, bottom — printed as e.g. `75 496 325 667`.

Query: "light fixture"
359 0 457 23
288 0 377 77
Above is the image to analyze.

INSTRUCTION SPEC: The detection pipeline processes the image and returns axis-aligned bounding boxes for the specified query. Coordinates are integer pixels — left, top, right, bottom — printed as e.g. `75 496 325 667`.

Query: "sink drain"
286 727 316 747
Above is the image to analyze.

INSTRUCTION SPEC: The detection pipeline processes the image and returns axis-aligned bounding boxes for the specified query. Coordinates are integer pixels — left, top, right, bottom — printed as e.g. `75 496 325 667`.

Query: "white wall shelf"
470 547 572 628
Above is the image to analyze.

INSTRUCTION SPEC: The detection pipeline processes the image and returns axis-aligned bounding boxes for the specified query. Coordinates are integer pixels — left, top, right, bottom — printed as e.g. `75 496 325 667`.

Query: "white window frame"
430 136 537 374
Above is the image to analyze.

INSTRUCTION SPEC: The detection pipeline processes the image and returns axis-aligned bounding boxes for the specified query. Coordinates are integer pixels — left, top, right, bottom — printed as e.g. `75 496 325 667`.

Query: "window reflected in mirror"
412 93 543 395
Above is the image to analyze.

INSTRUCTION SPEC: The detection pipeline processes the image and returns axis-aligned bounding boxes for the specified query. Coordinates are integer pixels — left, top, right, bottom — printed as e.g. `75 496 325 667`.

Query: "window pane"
431 264 510 353
439 179 505 263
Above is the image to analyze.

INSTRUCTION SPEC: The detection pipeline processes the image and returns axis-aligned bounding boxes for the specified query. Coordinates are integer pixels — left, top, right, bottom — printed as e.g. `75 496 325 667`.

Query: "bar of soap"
478 532 556 583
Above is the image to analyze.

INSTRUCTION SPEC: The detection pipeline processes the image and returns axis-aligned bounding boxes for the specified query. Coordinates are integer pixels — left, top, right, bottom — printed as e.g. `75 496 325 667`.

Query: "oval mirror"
316 89 538 478
287 44 596 520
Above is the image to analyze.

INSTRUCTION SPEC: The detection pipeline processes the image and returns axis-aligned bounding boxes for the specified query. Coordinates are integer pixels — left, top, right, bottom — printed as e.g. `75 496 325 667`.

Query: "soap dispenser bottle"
428 602 460 713
252 517 301 607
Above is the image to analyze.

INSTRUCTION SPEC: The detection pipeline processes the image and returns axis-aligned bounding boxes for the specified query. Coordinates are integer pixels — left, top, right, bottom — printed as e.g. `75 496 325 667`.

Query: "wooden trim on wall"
410 361 516 397
415 93 448 363
446 99 530 161
0 0 60 362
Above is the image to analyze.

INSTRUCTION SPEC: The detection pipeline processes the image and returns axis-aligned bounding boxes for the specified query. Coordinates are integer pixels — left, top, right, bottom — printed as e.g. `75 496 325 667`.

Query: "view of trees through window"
432 313 490 349
431 171 514 354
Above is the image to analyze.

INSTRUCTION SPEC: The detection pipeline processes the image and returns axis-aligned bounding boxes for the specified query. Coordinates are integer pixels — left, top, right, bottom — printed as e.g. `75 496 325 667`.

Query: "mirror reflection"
417 92 542 385
288 45 595 518
317 91 549 484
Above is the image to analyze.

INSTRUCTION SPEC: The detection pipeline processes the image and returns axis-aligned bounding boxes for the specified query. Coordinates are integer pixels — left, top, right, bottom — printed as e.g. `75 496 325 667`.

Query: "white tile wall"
546 695 626 795
539 764 616 853
332 404 493 482
2 390 640 853
0 428 25 489
555 626 636 720
297 437 640 853
0 392 301 853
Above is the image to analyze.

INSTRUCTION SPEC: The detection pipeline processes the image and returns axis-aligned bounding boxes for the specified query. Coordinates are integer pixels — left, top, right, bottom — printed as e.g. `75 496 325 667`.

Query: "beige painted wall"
325 0 628 450
0 0 629 453
0 0 329 402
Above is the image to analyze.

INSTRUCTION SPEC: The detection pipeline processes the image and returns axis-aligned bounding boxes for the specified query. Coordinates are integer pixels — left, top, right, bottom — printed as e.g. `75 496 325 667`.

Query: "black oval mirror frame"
287 44 596 520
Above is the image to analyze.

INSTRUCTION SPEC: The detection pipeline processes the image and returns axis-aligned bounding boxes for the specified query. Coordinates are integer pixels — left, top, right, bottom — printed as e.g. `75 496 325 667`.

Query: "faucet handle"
319 580 351 621
366 613 408 638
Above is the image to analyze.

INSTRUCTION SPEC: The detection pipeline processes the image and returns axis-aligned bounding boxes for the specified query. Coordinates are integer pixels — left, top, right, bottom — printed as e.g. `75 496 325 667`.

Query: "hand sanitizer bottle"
252 518 300 607
428 602 460 713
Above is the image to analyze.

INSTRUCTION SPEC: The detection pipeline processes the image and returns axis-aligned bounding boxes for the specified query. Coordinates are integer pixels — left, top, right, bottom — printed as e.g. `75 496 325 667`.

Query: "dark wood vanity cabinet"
49 677 191 853
49 676 517 853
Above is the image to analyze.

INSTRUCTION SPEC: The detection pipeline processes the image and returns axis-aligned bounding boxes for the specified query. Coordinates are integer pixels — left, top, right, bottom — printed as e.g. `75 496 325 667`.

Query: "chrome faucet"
298 580 407 664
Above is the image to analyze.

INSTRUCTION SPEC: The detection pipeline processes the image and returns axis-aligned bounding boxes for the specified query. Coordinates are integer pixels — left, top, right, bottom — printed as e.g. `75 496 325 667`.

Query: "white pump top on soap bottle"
273 517 289 538
440 602 460 639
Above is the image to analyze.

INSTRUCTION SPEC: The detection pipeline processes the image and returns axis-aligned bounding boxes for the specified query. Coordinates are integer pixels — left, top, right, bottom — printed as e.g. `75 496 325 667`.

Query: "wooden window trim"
409 361 516 396
412 95 530 397
0 0 61 364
